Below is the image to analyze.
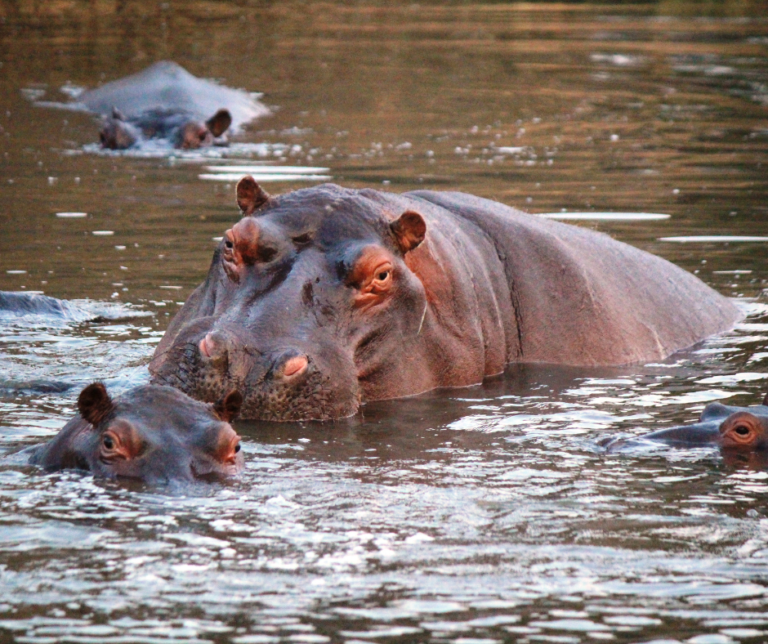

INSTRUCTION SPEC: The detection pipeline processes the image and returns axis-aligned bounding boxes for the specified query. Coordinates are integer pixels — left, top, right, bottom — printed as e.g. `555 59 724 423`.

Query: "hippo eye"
103 435 115 450
224 240 234 250
377 270 390 281
234 442 241 453
734 425 751 436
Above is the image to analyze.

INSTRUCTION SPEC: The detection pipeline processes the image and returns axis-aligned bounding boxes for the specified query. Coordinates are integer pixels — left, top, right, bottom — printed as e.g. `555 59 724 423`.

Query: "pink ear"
214 390 243 422
236 176 271 215
390 210 426 253
77 383 114 426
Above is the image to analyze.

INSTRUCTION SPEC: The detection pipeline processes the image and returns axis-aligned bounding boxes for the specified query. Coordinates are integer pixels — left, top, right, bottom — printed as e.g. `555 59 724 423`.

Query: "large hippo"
28 383 244 482
70 61 268 150
603 395 768 465
149 180 742 421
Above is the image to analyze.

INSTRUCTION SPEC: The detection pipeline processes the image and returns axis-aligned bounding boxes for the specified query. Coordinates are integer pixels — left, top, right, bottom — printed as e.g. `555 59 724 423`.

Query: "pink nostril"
199 333 215 358
282 355 308 378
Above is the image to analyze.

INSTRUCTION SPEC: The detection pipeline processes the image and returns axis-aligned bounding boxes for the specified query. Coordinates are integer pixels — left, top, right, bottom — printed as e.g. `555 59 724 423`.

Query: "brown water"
1 2 768 643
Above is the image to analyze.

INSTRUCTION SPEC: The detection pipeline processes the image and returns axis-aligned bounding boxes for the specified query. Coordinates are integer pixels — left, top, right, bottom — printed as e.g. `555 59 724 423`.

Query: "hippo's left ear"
206 109 232 138
236 176 271 216
214 390 243 423
77 383 115 426
390 210 426 254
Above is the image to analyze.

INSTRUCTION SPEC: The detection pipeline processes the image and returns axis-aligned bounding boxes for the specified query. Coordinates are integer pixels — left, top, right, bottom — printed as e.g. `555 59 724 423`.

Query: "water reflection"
0 1 767 642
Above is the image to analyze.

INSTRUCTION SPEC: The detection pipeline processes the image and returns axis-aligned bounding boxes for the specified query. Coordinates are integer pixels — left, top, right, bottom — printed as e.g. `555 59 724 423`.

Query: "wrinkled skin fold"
150 180 742 421
28 383 244 483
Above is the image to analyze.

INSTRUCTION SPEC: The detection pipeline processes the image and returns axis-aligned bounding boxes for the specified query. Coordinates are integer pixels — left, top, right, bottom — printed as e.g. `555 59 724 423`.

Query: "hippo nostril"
282 355 308 379
199 334 214 359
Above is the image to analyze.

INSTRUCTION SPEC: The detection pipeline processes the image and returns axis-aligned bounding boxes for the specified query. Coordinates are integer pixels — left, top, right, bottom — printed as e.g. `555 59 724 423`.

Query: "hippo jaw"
151 326 363 422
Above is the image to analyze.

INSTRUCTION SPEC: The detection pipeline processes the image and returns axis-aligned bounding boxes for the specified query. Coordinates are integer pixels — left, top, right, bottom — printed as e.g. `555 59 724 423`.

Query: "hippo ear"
214 390 243 423
206 109 232 138
77 383 114 426
236 176 271 216
390 210 426 254
111 106 126 121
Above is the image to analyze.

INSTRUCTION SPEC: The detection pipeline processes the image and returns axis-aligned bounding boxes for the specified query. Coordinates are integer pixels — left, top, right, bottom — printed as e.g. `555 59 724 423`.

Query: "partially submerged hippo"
28 383 244 482
71 61 268 150
0 291 86 319
603 394 768 460
100 106 232 150
149 180 741 421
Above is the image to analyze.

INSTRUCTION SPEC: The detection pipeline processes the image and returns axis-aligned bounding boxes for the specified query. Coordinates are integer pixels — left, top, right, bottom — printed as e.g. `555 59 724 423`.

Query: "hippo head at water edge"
28 383 244 482
99 107 232 150
150 178 437 421
603 393 768 464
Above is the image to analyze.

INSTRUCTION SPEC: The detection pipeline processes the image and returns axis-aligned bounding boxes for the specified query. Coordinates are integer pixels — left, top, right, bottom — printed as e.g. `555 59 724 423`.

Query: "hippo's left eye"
103 435 115 450
234 442 241 453
734 425 751 436
377 270 390 281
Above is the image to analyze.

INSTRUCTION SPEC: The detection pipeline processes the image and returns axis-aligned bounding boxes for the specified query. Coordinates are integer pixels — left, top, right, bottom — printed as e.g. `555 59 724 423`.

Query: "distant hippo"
0 291 86 319
149 180 741 421
603 395 768 463
72 61 268 150
99 106 232 150
28 383 244 482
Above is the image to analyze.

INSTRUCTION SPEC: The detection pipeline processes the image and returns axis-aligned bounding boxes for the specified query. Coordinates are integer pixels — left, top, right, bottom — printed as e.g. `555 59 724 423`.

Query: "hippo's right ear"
236 176 271 216
390 210 426 254
214 390 243 423
77 383 115 426
206 109 232 138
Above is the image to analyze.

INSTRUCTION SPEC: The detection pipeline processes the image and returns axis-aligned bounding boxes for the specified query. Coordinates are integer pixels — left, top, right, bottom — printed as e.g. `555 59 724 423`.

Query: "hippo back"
79 61 269 132
407 190 741 366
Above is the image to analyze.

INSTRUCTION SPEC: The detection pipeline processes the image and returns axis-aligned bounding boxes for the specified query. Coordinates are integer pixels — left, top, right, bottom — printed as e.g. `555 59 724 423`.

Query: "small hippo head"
604 395 768 459
29 383 244 482
150 178 432 421
99 107 232 150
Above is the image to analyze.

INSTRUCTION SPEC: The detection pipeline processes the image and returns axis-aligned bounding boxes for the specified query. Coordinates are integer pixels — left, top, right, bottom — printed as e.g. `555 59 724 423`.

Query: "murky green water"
1 2 767 643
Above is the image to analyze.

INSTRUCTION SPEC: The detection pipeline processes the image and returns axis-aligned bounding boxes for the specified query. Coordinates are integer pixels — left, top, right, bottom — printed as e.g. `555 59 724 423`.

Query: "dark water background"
1 2 768 643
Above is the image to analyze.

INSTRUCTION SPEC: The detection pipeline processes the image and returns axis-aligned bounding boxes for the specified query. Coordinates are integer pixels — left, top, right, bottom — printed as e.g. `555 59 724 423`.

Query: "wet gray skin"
27 384 244 483
603 394 768 454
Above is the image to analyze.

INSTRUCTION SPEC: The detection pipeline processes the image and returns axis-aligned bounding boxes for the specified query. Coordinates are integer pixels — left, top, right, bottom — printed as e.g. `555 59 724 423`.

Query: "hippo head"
150 179 432 421
30 383 244 482
99 107 232 150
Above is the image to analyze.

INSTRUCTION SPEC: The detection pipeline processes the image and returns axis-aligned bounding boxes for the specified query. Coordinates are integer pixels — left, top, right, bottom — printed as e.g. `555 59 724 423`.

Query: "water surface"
0 2 767 643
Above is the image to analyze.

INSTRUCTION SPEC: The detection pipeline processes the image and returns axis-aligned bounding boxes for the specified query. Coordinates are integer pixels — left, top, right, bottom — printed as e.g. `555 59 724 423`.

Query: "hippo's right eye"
103 435 115 450
734 425 751 436
224 240 234 250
